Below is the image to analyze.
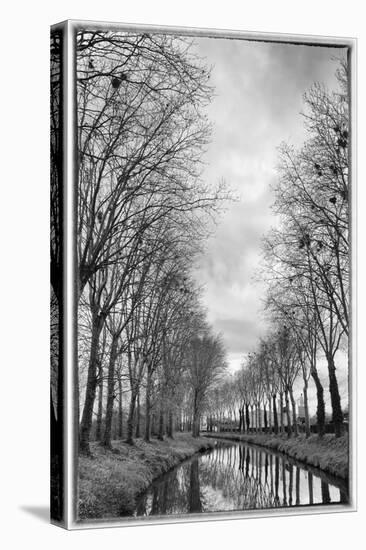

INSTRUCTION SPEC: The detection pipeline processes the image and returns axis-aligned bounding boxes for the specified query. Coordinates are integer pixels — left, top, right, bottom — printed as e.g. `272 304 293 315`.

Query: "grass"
204 432 349 479
78 433 216 520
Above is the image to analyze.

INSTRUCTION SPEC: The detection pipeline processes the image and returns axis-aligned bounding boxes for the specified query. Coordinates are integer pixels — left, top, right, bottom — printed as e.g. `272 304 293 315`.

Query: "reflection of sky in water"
134 442 347 517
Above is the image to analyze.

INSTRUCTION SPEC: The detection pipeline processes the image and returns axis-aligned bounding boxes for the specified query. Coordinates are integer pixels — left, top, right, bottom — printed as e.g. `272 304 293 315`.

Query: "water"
134 440 348 516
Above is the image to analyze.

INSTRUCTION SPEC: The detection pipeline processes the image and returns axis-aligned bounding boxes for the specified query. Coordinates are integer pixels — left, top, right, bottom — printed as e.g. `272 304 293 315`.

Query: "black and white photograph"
50 19 355 528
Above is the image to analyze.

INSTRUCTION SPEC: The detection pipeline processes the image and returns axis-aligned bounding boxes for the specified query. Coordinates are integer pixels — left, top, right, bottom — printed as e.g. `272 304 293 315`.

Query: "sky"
190 37 348 413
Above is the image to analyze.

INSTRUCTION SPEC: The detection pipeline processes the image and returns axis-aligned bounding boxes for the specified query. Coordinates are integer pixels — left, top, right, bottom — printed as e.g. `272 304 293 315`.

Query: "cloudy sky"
190 37 348 411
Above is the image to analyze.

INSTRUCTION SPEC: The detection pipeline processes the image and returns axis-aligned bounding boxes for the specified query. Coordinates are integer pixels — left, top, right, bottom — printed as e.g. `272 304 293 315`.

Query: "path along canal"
133 439 348 516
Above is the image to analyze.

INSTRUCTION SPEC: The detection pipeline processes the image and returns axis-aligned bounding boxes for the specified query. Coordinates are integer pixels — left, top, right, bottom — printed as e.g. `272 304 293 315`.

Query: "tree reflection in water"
134 442 348 517
189 460 202 513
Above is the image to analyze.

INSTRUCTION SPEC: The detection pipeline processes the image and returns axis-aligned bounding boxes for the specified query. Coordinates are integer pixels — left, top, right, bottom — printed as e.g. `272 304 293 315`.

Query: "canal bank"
203 432 349 479
78 434 216 519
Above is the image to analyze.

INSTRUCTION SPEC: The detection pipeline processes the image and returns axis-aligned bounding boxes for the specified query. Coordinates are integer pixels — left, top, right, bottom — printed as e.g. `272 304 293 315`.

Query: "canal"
134 439 348 516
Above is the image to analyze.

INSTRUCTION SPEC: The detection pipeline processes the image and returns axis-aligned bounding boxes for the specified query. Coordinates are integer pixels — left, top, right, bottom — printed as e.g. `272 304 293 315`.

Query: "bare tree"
261 61 349 438
187 328 226 437
76 31 227 296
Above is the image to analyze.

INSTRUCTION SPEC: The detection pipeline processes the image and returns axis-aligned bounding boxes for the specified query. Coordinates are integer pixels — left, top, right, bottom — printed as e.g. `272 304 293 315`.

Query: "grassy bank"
78 433 216 519
204 432 348 479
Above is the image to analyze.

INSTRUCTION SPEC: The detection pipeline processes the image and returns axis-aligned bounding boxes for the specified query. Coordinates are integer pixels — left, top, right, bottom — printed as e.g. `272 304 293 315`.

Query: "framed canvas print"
50 19 356 529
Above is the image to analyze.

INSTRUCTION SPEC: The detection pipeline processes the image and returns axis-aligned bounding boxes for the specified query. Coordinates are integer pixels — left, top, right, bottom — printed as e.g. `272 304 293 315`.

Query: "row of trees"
56 31 230 455
205 327 315 438
204 59 350 439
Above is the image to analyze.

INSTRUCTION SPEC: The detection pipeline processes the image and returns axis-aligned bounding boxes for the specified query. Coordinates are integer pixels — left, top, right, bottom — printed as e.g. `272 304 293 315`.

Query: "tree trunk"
311 368 326 437
167 410 174 438
144 366 152 442
101 338 119 448
326 353 344 437
245 404 250 432
126 390 137 445
279 393 284 434
272 394 278 435
263 404 268 433
257 402 262 432
192 390 200 437
284 391 292 438
135 390 140 438
289 388 298 437
112 415 117 440
192 413 200 437
268 398 273 434
79 313 104 455
158 399 164 441
303 382 311 438
95 374 103 441
118 377 123 439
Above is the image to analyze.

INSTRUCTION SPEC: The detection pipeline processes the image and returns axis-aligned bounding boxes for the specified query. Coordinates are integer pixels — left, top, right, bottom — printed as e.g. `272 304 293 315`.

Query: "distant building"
297 393 305 422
